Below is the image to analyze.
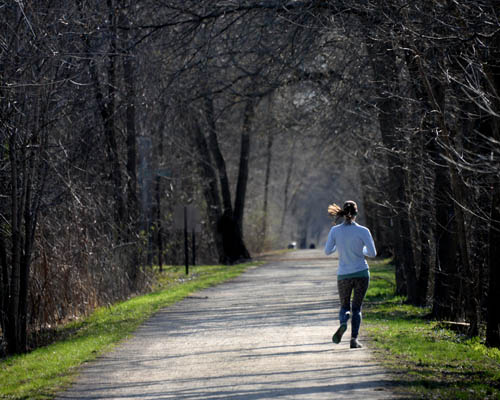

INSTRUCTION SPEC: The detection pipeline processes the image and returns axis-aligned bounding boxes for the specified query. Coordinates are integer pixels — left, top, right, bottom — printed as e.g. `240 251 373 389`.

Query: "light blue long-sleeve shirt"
324 222 377 276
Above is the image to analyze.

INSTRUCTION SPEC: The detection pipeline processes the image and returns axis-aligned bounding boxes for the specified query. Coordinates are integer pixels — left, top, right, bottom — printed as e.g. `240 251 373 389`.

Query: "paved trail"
58 249 398 399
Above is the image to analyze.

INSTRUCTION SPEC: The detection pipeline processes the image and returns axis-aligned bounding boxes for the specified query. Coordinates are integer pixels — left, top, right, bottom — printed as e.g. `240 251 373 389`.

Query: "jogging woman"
324 200 377 348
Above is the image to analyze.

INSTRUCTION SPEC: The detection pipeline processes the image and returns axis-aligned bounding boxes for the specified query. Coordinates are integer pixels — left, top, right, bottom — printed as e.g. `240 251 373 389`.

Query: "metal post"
184 206 189 275
192 228 196 266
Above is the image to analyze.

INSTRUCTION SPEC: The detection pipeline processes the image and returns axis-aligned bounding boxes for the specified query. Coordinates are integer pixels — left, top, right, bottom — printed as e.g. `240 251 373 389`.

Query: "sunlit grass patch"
365 258 398 301
365 259 500 399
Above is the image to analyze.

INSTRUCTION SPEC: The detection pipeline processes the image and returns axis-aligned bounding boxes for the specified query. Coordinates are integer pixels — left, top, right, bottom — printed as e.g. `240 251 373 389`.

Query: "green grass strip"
0 262 260 400
364 260 500 399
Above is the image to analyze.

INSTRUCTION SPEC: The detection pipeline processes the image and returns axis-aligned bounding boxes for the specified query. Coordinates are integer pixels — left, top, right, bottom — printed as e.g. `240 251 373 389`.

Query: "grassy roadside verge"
0 262 260 400
364 260 500 399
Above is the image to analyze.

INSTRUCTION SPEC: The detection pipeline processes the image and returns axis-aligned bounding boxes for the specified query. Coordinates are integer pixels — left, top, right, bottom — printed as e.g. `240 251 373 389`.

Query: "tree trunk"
431 161 460 320
86 0 126 233
18 155 34 352
122 26 139 284
234 97 255 236
203 96 232 213
0 231 8 338
365 36 418 303
124 69 138 224
485 32 500 347
261 129 274 244
88 54 125 233
403 43 462 313
279 137 296 237
187 116 225 263
416 214 432 307
155 129 165 272
202 96 250 263
423 76 459 320
402 45 438 308
6 134 21 354
486 186 500 347
417 53 476 325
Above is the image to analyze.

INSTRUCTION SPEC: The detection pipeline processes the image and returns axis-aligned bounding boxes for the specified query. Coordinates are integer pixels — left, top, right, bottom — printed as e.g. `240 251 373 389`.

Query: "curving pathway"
58 249 398 399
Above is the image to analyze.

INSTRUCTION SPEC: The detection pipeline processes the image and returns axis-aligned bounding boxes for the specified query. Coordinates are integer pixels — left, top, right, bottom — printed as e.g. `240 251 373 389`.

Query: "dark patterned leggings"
337 277 370 338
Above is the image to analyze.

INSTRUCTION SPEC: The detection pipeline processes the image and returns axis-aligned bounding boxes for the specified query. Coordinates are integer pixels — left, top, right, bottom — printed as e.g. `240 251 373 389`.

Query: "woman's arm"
324 228 337 255
362 229 377 257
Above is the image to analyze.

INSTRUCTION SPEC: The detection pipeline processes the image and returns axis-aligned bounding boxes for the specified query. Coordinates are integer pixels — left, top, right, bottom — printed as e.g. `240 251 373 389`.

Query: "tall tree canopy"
1 0 499 354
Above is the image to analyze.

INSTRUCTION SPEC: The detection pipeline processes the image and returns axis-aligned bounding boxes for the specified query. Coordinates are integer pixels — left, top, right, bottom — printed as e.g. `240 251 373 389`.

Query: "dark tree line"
325 1 500 346
1 0 499 355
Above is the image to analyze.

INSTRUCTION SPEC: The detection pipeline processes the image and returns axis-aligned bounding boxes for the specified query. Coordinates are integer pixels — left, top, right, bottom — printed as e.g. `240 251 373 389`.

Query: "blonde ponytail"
328 203 342 217
328 200 358 224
